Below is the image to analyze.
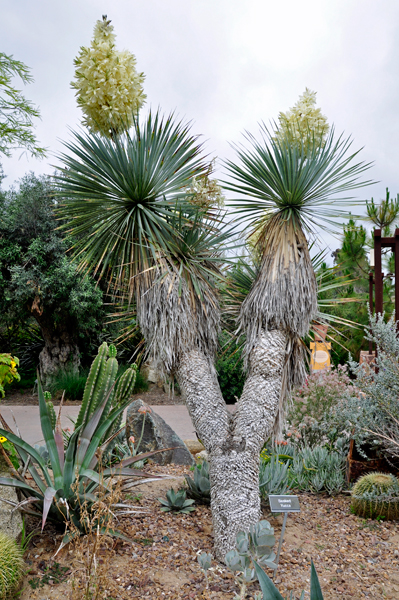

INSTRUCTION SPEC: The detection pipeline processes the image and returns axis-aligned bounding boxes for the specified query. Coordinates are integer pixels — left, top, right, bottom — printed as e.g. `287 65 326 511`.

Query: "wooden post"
369 272 374 354
374 229 383 315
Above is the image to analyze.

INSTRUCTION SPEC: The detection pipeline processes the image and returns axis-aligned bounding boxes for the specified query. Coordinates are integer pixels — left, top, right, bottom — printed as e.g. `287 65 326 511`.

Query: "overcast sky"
2 0 399 257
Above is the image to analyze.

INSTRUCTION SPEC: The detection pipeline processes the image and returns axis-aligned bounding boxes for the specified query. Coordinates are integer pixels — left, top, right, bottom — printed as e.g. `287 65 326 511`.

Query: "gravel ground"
17 464 399 600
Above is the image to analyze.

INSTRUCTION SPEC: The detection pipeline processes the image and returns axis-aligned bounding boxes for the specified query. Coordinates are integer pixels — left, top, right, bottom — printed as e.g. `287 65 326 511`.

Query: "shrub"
49 367 88 400
215 334 245 404
289 364 353 425
0 531 24 599
346 314 399 460
351 472 399 520
0 354 20 398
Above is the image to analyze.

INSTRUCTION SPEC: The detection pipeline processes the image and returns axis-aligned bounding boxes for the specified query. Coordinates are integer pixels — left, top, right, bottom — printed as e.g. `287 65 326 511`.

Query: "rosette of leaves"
259 455 291 500
185 459 211 504
351 472 399 520
0 347 167 548
158 488 195 514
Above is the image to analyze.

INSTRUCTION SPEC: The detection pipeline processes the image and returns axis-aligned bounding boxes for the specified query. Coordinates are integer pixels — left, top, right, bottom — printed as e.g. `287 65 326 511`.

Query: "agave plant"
0 348 168 545
158 488 195 514
185 459 211 504
254 559 324 599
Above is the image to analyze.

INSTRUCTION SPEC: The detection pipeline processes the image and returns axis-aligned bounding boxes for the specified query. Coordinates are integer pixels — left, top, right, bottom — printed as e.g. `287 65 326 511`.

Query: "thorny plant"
68 475 127 600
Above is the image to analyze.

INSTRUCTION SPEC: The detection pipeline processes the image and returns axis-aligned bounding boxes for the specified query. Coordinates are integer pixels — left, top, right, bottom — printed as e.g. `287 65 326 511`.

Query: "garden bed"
2 387 185 406
18 464 399 600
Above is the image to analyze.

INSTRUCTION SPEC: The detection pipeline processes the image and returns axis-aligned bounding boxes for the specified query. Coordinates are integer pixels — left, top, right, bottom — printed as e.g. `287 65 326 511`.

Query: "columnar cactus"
75 343 137 441
351 472 399 520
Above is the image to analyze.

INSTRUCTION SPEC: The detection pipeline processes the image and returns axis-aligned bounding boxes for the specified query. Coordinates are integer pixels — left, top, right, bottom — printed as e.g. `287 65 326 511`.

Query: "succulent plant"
351 472 399 520
254 559 324 599
158 488 195 514
185 459 210 504
0 531 24 599
259 455 291 500
75 342 137 445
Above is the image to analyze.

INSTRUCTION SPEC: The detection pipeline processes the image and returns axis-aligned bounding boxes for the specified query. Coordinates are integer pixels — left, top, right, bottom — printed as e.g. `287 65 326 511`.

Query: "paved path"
0 404 202 446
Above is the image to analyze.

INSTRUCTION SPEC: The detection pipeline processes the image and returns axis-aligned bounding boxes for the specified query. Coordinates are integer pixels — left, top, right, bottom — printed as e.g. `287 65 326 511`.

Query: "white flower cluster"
71 16 146 137
275 88 329 152
187 163 225 210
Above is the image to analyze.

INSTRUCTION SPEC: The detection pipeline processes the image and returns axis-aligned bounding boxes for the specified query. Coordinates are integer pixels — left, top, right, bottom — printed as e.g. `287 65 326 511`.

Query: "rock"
183 439 205 455
0 454 22 539
126 400 194 466
140 360 164 388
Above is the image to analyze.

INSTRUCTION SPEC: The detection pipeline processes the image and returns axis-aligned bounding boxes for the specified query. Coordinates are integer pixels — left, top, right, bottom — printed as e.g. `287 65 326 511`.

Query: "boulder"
183 439 205 455
126 400 194 466
0 454 22 539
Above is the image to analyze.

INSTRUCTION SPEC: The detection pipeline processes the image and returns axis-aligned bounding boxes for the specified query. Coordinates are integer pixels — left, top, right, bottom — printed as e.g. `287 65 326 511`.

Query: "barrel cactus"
351 472 399 520
0 531 24 599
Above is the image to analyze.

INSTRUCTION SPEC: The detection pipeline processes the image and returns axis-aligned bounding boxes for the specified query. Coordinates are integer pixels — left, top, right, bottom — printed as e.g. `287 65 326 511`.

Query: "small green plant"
0 435 19 470
28 562 70 589
259 455 291 500
0 531 24 599
224 521 277 600
158 488 195 514
351 472 399 520
185 459 211 504
19 515 40 552
254 559 324 599
197 552 212 588
0 354 20 398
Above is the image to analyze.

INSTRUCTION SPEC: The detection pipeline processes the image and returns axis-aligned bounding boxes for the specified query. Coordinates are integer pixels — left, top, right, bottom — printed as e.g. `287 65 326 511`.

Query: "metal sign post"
268 495 301 579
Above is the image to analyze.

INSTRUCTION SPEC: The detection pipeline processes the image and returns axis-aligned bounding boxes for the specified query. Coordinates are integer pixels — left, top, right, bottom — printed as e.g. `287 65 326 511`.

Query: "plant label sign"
268 495 300 513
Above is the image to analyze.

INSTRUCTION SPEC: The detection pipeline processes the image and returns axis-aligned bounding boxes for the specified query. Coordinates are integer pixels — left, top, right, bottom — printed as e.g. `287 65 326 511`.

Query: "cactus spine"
0 531 24 599
351 472 399 520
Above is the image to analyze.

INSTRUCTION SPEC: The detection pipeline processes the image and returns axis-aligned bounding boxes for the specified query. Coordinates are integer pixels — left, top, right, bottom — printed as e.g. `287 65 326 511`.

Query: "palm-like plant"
224 125 373 361
56 111 206 304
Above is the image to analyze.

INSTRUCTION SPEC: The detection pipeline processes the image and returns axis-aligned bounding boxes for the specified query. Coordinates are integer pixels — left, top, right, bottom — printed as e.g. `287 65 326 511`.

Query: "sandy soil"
16 464 399 600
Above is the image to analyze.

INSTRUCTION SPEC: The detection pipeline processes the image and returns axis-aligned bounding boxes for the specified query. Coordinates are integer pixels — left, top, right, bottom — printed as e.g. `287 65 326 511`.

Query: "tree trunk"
30 300 80 387
176 329 288 561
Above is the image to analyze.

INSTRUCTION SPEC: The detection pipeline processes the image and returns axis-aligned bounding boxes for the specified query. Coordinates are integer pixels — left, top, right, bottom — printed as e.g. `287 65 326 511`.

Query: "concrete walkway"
0 404 200 446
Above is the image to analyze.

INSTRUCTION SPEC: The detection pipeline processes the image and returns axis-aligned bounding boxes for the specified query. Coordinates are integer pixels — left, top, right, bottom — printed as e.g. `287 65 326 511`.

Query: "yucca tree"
57 114 372 560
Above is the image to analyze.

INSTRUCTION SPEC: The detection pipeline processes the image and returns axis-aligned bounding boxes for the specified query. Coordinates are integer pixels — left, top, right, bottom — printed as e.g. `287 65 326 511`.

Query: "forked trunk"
209 449 261 560
176 329 288 561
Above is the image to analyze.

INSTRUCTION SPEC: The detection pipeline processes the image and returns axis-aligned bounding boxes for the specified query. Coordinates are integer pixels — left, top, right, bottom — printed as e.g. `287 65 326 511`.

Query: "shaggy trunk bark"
30 300 80 387
176 329 288 561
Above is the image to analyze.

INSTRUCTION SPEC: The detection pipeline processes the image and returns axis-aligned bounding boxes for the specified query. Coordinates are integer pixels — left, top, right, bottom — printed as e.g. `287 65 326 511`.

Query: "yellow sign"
310 341 331 371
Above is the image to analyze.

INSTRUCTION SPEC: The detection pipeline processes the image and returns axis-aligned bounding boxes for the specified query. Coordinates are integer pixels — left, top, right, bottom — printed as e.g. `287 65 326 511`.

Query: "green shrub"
49 368 88 400
215 335 245 404
0 531 24 599
351 472 399 520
